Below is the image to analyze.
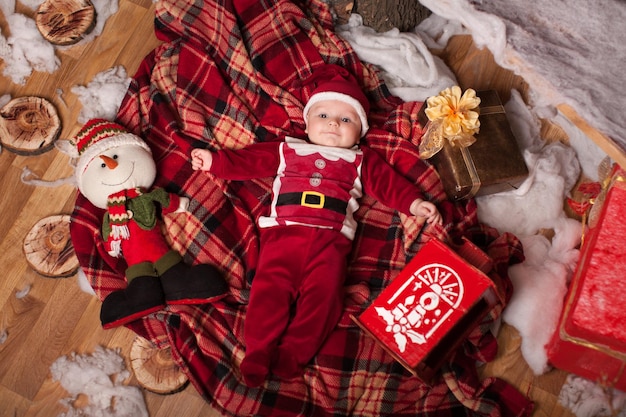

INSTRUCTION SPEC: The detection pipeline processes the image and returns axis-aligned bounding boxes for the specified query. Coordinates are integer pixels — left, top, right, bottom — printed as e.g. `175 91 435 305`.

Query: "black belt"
276 191 348 214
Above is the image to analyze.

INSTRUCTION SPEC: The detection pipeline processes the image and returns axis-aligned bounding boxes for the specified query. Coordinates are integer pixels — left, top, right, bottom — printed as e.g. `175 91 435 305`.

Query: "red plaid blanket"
70 0 534 415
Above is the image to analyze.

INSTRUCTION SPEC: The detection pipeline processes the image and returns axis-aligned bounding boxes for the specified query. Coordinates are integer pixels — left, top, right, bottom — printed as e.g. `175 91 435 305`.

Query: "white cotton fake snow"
71 66 132 123
559 374 626 417
50 346 148 417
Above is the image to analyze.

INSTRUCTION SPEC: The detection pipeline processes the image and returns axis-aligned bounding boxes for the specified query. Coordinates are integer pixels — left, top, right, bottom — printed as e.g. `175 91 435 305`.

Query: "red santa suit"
207 137 427 385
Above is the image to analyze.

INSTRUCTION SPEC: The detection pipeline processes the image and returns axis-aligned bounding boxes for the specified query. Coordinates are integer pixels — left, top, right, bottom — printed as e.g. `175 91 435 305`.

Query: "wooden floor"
0 1 577 416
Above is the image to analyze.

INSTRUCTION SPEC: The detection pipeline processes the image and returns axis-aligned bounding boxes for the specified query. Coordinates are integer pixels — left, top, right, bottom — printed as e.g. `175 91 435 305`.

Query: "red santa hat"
302 65 370 137
72 118 151 191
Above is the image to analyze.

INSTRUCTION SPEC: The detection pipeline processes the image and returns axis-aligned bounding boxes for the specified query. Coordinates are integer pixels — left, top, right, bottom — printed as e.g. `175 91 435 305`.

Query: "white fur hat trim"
303 91 370 137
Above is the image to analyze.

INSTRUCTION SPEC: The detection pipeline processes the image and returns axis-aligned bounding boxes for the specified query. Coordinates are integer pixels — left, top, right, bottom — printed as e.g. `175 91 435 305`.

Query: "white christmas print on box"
375 262 464 353
353 239 499 381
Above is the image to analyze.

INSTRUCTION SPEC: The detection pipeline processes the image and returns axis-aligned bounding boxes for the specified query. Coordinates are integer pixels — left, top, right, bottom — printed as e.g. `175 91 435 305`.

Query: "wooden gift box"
547 166 626 389
423 90 529 201
352 238 500 382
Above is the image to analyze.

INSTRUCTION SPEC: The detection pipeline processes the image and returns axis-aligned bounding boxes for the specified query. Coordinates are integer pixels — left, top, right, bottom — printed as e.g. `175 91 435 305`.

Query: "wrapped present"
547 165 626 389
420 88 528 201
352 238 500 382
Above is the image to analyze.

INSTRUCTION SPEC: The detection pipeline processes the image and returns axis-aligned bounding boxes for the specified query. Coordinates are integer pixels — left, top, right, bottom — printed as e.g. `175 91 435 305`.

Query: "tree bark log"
353 0 431 32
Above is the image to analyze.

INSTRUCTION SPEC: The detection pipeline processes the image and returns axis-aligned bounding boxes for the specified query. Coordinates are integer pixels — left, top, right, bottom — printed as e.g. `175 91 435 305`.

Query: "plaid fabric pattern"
70 0 534 415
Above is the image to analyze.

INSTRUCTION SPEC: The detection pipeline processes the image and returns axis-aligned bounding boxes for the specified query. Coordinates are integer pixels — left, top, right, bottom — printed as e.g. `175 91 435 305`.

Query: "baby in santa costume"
191 65 442 386
72 119 228 329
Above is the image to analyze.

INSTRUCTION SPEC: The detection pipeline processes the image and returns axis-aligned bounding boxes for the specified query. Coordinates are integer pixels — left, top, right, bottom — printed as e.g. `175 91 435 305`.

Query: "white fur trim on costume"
74 133 151 192
303 91 369 137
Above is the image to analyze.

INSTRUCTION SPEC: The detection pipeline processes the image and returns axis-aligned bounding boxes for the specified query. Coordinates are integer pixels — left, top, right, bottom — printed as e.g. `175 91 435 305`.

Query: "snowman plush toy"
70 118 228 329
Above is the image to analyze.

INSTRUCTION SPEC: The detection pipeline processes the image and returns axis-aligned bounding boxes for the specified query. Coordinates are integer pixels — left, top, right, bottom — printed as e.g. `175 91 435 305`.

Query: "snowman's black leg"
100 274 166 329
156 251 229 305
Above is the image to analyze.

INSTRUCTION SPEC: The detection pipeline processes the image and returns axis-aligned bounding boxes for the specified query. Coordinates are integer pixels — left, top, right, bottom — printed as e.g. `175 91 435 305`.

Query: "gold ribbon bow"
419 86 481 159
566 157 625 245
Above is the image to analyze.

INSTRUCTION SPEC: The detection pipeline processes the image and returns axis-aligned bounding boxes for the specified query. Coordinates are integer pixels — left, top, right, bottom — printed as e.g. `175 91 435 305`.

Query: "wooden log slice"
130 336 189 395
36 0 96 46
0 96 62 155
23 215 79 278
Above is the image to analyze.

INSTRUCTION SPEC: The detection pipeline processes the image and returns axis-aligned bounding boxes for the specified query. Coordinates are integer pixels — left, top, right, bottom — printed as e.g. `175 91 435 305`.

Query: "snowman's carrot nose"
99 155 118 169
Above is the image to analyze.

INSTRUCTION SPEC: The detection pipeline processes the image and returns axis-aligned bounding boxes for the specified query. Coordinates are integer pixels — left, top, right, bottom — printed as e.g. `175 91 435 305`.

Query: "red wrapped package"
548 165 626 389
352 238 500 382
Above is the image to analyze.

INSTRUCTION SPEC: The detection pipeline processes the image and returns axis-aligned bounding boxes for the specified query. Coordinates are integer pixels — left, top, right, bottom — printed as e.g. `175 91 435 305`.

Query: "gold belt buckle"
301 191 325 209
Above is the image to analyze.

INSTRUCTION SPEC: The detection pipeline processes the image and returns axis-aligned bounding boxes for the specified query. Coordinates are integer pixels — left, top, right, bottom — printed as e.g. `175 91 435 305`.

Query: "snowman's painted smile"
101 162 135 187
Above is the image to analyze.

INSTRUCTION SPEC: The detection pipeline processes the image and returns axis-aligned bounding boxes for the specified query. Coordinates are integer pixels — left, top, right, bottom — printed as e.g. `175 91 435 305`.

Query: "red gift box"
547 166 626 389
352 238 500 382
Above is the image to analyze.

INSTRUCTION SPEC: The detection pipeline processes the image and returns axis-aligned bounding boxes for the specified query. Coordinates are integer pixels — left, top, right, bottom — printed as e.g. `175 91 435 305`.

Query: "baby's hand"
410 199 443 225
191 148 213 171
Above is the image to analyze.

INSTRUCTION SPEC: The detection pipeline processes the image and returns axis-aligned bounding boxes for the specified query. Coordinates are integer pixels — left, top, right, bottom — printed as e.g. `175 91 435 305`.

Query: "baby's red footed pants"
241 226 350 385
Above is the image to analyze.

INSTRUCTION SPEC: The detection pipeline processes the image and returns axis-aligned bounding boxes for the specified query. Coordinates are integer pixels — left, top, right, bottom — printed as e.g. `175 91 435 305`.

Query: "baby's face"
305 100 362 148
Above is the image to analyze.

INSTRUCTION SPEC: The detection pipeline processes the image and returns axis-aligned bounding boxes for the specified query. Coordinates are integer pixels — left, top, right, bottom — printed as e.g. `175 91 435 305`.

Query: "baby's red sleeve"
210 142 282 180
